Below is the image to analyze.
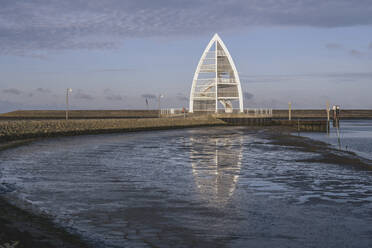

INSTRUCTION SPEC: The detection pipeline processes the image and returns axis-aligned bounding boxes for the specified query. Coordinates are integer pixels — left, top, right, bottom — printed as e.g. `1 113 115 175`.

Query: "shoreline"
0 123 371 247
264 129 372 170
0 117 227 247
0 140 93 248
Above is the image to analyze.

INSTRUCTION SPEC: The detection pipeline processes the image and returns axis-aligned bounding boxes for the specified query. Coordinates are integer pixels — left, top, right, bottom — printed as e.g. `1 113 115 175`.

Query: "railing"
160 108 186 115
217 50 226 56
195 78 237 84
199 64 216 71
244 108 273 117
193 92 216 98
159 108 273 117
217 78 237 84
215 108 273 116
216 109 241 114
217 92 239 98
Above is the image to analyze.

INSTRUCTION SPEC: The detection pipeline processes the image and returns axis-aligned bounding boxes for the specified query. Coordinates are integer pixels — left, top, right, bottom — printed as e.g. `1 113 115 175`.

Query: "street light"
158 94 164 118
66 88 72 120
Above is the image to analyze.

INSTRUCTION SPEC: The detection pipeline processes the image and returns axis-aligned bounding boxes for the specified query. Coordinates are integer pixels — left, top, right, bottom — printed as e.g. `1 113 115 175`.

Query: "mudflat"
0 126 371 247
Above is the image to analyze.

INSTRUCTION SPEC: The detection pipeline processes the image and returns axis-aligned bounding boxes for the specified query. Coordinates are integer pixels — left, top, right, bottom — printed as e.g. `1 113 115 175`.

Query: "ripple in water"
0 127 372 248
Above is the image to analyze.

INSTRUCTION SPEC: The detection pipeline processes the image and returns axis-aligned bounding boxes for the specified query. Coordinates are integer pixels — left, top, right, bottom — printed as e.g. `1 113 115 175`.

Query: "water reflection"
189 133 243 204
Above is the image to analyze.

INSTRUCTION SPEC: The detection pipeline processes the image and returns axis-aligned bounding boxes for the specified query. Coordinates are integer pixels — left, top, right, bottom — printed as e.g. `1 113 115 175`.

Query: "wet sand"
0 126 371 247
0 139 92 247
266 129 372 169
0 196 91 248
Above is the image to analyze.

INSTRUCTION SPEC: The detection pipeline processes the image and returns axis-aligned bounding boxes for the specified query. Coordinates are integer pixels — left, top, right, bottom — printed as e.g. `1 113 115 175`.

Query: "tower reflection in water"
189 131 243 204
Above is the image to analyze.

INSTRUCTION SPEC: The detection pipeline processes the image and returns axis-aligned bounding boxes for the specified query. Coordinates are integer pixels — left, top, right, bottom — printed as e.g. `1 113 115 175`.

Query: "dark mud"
0 198 91 248
0 139 92 247
0 140 35 152
0 126 371 248
265 129 372 169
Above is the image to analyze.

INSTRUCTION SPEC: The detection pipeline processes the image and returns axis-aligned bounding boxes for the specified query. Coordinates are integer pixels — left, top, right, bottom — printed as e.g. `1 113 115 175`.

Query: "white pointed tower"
189 34 243 113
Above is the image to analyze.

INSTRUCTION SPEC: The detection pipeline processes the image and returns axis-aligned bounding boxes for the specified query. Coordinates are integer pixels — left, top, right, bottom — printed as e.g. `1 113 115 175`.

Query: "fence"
243 108 273 117
160 108 185 116
160 108 273 117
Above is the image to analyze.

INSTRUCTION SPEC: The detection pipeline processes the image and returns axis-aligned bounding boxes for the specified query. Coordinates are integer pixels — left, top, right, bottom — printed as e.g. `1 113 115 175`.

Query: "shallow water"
300 120 372 160
0 127 372 247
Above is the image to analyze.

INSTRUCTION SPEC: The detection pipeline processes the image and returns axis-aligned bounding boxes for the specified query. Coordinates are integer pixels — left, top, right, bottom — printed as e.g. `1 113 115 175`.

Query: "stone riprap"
0 110 159 119
0 117 225 141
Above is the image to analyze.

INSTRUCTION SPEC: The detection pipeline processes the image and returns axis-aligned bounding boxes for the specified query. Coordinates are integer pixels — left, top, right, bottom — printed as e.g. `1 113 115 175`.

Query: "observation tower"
189 34 243 113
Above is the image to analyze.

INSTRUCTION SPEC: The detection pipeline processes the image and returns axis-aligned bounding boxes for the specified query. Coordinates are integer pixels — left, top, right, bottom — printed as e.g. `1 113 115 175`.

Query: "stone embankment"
216 115 328 132
0 110 159 119
272 109 372 119
0 117 225 141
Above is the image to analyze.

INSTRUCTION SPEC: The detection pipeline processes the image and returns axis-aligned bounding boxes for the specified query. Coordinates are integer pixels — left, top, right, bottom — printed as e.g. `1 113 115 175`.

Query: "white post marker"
288 101 292 121
66 88 72 120
158 94 164 117
326 101 330 122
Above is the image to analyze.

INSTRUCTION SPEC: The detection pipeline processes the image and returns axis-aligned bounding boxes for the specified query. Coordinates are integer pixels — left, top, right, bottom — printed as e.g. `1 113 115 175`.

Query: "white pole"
288 101 292 121
66 88 72 120
158 94 163 118
215 40 218 113
326 101 330 122
158 95 161 118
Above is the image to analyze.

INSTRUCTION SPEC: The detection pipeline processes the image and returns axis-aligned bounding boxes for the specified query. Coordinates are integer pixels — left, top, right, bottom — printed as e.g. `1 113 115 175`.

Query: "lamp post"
158 94 164 118
66 88 72 120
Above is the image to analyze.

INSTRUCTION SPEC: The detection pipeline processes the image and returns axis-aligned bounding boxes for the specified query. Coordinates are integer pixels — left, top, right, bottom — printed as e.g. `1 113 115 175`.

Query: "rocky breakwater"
0 117 226 142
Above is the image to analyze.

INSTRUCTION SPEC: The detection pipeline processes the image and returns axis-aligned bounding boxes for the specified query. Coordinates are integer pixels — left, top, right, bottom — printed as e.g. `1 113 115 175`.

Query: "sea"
0 121 371 247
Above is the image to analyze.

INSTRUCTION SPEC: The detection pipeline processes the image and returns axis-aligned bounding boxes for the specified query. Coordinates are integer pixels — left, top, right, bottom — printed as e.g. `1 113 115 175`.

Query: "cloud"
325 43 342 49
326 72 372 80
240 74 298 84
2 88 22 95
92 68 132 72
102 88 123 101
350 49 363 57
240 72 372 84
176 93 189 101
177 95 189 101
1 0 372 56
141 94 157 99
243 92 254 100
105 95 123 101
325 43 369 58
0 100 24 113
36 87 51 94
103 88 112 95
74 89 94 100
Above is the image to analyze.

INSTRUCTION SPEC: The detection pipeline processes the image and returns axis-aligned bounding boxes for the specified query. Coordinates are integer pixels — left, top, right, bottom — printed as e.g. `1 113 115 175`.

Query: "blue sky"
0 0 371 112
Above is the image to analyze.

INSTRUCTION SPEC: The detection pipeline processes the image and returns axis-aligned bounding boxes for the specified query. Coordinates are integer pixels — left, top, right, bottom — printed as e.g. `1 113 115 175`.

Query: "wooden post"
66 90 69 120
326 101 330 134
288 102 292 121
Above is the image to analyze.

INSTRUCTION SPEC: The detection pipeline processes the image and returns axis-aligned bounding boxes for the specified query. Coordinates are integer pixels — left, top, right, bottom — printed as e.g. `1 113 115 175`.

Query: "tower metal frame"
189 34 244 113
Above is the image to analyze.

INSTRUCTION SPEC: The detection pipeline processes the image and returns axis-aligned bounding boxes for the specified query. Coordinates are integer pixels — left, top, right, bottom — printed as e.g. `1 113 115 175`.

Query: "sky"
0 0 372 113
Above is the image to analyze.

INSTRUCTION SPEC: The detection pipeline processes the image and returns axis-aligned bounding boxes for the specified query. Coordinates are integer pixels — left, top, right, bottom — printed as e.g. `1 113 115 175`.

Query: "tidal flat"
0 126 371 248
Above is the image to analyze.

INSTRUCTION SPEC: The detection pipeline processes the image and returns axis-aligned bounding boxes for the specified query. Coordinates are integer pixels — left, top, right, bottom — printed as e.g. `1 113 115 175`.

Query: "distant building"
189 34 243 113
